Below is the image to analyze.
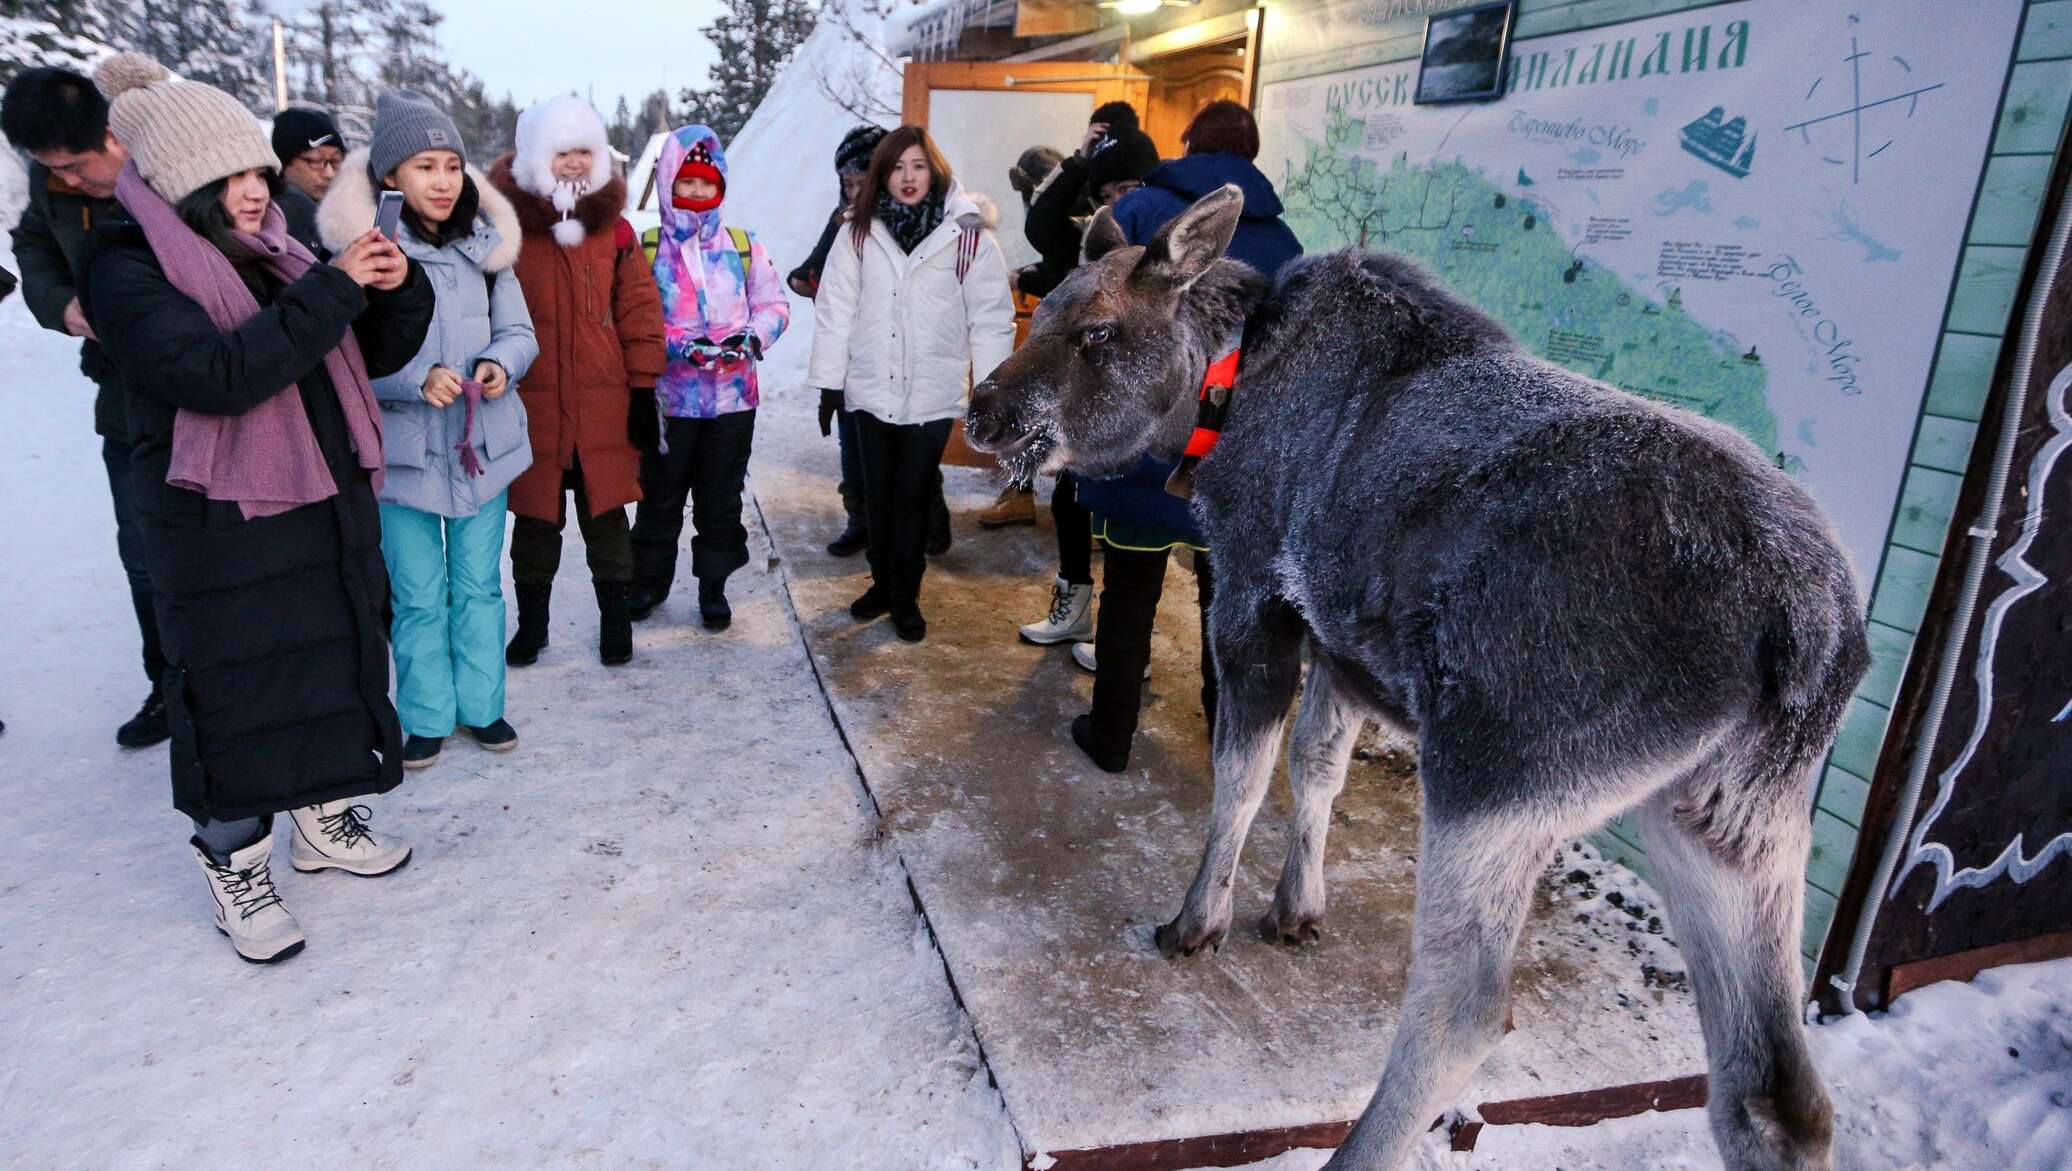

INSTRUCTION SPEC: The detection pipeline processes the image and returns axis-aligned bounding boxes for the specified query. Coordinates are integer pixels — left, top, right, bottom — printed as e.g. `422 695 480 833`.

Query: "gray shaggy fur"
967 186 1868 1171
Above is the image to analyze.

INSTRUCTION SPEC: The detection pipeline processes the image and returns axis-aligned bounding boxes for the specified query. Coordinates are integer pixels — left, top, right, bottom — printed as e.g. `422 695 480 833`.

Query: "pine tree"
0 0 121 83
679 0 817 143
118 0 267 108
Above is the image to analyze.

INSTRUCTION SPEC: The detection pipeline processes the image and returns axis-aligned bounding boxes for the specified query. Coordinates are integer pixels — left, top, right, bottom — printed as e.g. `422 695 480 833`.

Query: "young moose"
966 186 1867 1171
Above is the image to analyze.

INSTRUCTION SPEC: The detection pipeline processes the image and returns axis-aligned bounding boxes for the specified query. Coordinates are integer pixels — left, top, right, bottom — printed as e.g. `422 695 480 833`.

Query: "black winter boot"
506 585 552 666
596 582 633 666
827 483 868 557
697 578 732 631
117 687 170 749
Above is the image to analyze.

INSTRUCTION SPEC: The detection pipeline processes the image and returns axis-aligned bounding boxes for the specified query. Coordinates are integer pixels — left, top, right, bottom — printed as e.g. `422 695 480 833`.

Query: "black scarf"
874 189 946 254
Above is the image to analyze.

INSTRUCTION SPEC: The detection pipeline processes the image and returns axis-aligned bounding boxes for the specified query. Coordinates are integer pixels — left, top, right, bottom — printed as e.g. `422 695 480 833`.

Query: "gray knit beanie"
94 53 278 204
368 90 465 182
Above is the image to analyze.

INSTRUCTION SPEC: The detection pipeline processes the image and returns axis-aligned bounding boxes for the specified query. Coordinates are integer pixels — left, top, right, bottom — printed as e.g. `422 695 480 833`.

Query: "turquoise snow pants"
380 492 508 739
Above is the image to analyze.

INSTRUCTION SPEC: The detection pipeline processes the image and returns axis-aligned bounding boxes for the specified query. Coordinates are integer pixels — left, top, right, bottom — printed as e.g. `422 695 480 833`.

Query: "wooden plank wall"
1250 0 2072 971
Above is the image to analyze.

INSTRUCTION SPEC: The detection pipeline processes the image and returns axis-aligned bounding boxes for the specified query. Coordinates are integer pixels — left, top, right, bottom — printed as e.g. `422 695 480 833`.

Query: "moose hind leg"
1156 607 1304 958
1263 654 1364 946
1637 784 1834 1171
1324 809 1556 1170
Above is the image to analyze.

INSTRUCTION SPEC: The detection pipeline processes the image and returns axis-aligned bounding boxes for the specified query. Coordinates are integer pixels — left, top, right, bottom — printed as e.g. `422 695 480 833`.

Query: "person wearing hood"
1070 100 1304 774
271 106 345 254
488 97 666 669
1111 99 1300 276
628 124 790 631
318 90 537 770
808 125 1015 642
77 54 435 963
791 124 882 561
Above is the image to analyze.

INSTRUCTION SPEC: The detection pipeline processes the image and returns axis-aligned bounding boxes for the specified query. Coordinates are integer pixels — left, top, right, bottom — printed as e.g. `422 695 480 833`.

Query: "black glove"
787 266 819 298
628 386 661 452
719 332 762 364
817 388 842 438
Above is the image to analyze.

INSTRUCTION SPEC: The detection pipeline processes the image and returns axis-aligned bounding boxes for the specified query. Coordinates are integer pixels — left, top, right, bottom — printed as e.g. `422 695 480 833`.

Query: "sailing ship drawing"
1681 107 1757 178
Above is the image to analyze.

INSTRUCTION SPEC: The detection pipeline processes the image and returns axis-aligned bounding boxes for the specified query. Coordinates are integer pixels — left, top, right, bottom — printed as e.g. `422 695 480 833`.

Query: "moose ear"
1081 206 1129 264
1136 184 1243 292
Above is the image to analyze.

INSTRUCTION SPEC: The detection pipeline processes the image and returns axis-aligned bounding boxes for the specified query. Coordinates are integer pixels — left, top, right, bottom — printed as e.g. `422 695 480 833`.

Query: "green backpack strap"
640 225 660 267
726 226 753 275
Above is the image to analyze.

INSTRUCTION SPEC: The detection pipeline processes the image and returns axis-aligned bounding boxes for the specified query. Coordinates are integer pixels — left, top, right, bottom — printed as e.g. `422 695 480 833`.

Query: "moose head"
966 184 1269 482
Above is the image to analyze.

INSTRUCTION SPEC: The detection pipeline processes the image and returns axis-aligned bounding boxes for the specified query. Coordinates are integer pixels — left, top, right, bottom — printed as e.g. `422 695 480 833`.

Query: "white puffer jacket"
808 181 1016 426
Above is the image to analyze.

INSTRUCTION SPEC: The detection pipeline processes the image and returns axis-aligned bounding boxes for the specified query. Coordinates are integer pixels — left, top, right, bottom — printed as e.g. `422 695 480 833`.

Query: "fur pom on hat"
94 52 279 204
513 96 614 246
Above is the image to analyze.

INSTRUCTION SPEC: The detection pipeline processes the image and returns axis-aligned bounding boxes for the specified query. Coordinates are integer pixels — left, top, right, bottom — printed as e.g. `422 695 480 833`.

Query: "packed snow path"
0 293 1020 1169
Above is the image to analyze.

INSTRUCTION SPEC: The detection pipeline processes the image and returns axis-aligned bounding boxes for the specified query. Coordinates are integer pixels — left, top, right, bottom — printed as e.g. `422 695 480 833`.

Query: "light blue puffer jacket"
319 149 538 519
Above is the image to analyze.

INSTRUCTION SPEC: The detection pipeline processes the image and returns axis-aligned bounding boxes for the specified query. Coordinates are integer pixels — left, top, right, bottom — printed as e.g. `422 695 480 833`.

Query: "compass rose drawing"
1784 21 1944 183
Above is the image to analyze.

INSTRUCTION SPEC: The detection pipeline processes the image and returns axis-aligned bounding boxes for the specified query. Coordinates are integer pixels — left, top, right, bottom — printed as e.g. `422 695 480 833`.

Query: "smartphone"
375 190 405 241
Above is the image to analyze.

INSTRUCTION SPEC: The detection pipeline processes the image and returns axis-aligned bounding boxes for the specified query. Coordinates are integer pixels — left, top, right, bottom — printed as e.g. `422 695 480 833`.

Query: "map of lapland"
1256 0 2023 576
1278 109 1776 452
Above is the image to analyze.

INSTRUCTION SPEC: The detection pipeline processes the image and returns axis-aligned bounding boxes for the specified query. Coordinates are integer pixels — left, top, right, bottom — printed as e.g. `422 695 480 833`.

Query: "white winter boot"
1018 576 1094 645
1072 640 1151 681
289 801 412 877
192 834 305 964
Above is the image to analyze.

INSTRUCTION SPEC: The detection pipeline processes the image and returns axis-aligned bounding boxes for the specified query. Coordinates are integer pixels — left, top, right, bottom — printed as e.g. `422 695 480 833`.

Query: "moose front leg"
1157 609 1304 958
1263 654 1364 946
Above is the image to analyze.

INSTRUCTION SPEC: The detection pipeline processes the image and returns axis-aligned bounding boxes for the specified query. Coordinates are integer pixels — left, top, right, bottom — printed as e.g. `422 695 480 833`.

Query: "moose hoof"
1259 907 1324 947
1155 914 1227 958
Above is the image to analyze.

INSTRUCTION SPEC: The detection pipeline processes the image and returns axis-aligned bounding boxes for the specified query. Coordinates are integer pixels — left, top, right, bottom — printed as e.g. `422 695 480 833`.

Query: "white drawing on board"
1896 361 2072 910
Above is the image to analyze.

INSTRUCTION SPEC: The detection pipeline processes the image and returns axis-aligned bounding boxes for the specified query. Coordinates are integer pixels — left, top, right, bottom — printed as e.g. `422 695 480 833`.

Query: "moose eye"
1080 324 1115 348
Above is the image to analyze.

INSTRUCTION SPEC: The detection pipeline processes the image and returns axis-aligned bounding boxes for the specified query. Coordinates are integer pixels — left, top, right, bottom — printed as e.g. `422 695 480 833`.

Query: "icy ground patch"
0 282 1019 1169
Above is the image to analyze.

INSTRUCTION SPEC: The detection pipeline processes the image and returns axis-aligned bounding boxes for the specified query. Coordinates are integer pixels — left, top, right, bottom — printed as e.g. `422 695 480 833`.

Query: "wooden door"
1142 45 1251 157
904 62 1151 469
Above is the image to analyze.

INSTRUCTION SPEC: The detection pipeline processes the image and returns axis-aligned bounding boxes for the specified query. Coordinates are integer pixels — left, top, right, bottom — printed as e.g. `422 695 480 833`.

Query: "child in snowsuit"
629 124 789 631
490 96 667 668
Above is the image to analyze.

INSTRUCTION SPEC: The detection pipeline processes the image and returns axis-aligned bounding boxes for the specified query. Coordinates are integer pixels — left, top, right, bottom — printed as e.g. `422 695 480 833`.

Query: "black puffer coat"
81 220 435 822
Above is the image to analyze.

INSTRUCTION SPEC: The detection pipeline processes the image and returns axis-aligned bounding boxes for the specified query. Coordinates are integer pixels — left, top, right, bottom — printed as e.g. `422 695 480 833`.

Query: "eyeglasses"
295 154 343 174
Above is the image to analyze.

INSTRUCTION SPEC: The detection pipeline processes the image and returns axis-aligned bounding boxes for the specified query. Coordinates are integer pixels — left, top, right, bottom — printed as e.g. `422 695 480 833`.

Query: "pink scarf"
115 163 386 519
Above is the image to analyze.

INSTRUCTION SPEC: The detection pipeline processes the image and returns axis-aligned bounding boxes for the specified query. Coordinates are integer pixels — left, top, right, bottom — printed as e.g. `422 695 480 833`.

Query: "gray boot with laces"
192 833 304 964
289 800 412 877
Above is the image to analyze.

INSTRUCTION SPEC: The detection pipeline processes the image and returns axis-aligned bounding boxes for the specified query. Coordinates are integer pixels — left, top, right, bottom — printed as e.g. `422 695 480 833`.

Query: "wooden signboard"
1820 154 2072 1008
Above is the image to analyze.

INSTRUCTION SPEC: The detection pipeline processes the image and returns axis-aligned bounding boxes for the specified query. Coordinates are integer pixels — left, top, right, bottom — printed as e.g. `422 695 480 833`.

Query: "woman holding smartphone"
319 90 537 770
80 55 434 962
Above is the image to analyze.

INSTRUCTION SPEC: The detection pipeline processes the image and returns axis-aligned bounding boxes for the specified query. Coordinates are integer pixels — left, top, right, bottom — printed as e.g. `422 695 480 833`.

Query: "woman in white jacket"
809 126 1015 641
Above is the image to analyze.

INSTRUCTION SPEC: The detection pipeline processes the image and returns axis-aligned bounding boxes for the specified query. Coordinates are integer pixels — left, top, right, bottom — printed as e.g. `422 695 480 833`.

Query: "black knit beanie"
835 124 886 174
271 106 345 168
1086 126 1160 195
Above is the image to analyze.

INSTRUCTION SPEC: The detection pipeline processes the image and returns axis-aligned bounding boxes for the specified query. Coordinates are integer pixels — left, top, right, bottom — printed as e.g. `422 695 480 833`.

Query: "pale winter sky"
431 0 726 116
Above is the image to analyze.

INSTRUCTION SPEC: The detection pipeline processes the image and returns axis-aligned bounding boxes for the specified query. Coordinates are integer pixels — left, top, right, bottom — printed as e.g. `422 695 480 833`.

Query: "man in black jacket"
3 67 169 748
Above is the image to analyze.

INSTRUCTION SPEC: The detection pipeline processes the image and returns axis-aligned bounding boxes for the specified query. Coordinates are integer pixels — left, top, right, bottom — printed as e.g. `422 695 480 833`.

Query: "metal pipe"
1826 167 2072 1014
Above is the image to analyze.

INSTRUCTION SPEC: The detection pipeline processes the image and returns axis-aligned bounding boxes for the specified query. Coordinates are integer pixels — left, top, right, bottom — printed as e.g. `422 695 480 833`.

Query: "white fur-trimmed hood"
316 147 523 273
512 96 613 200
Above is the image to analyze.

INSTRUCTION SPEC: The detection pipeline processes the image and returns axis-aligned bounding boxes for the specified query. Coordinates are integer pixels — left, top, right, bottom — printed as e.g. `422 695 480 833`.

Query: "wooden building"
893 0 2072 1008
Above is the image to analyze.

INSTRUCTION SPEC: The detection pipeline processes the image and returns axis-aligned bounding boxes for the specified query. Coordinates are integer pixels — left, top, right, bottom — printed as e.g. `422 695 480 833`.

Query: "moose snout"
966 379 1019 453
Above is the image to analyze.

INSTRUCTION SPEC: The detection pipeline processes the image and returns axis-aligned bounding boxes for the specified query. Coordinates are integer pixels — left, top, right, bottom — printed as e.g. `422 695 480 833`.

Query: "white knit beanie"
94 53 278 204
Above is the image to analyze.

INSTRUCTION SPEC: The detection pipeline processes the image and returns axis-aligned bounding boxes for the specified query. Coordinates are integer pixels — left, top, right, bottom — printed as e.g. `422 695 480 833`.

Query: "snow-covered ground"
0 254 1019 1170
3 251 2066 1168
4 9 2069 1159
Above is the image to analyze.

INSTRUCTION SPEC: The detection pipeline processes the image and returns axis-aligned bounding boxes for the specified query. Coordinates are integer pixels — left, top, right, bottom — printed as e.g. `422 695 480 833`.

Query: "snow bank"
1 130 26 243
724 1 905 397
1192 956 2072 1171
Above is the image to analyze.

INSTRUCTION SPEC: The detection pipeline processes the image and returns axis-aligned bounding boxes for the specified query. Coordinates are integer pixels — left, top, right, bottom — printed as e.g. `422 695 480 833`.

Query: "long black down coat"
81 220 436 822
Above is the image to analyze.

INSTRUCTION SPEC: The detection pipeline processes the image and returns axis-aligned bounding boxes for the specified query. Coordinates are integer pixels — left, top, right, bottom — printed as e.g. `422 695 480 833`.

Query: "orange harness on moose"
1165 348 1242 500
